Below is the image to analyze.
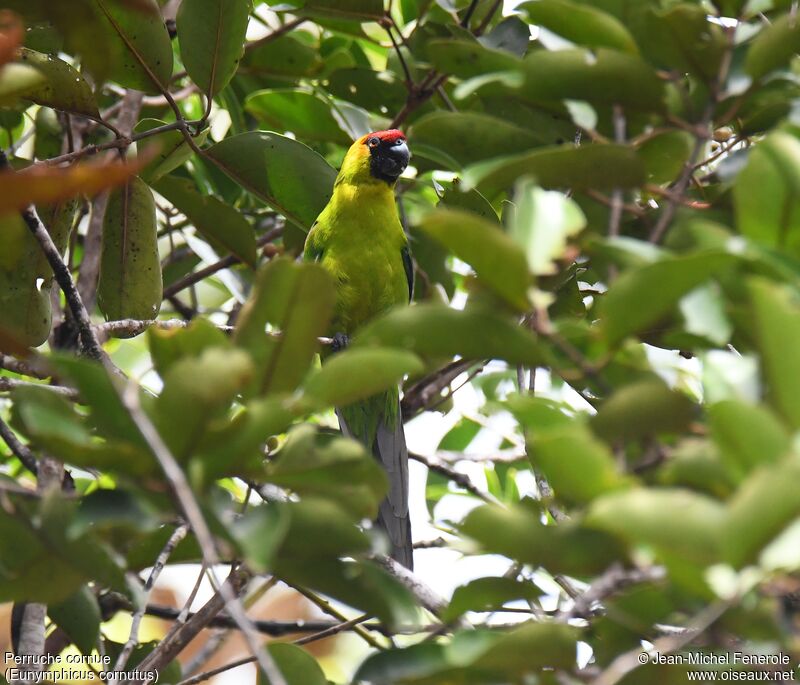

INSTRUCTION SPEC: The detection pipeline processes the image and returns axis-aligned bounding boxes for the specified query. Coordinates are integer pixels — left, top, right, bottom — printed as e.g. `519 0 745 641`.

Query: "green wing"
401 245 413 302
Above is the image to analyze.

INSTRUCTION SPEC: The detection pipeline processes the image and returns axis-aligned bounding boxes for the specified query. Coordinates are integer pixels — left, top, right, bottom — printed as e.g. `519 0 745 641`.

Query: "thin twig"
410 452 497 504
0 415 38 474
591 601 732 685
115 524 189 672
118 385 287 685
0 151 105 363
163 227 282 299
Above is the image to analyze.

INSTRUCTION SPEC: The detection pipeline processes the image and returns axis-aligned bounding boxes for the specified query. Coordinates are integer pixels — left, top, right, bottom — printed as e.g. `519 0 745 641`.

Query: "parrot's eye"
367 137 380 148
394 138 405 145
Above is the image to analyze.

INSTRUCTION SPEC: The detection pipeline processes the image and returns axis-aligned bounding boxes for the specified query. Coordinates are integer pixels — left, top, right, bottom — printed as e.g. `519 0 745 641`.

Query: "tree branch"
118 383 287 685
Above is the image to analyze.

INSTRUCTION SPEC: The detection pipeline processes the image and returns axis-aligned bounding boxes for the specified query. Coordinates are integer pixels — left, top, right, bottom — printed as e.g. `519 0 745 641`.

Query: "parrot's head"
339 129 410 185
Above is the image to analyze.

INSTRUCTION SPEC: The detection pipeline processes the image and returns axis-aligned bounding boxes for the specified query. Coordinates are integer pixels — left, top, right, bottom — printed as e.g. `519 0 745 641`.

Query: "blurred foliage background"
2 0 800 683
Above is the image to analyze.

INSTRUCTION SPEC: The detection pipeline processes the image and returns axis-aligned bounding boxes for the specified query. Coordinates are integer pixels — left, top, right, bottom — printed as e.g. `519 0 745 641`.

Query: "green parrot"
304 129 414 569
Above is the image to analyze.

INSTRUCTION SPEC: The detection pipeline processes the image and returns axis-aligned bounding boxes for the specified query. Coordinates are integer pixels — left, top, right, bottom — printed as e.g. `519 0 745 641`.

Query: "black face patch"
367 136 410 183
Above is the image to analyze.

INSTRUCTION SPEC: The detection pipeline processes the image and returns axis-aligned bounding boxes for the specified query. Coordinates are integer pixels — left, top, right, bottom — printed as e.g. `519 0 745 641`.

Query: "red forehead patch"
371 129 405 143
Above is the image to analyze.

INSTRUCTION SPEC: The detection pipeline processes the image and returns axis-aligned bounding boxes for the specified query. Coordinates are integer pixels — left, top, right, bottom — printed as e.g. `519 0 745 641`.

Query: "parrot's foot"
331 332 350 352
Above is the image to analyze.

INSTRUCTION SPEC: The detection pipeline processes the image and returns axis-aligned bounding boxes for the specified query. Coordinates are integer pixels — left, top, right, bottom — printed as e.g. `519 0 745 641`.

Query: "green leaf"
17 48 99 117
205 131 336 230
587 488 725 563
444 577 542 622
326 67 407 114
155 347 253 460
259 643 327 685
463 143 645 197
177 0 250 97
709 400 790 481
723 458 800 568
299 0 384 19
748 278 800 429
745 13 800 80
136 119 208 184
437 180 499 223
508 179 586 275
599 251 737 346
303 348 423 409
241 34 321 80
427 38 523 79
234 258 335 397
353 303 542 366
591 378 696 442
461 503 626 575
531 422 630 505
639 4 725 83
266 425 388 519
231 502 291 572
734 132 800 258
245 89 351 144
0 63 46 106
98 176 163 322
0 213 52 347
148 317 232 378
519 0 638 54
409 111 539 170
520 48 665 111
637 130 694 185
49 585 101 655
419 208 531 310
94 0 173 93
153 175 256 266
355 623 578 683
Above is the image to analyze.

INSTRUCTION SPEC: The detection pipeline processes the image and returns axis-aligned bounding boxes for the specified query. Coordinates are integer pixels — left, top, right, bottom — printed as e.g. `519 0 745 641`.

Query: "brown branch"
649 25 736 244
410 452 497 504
0 416 37 475
114 524 189 673
163 226 282 299
245 17 307 52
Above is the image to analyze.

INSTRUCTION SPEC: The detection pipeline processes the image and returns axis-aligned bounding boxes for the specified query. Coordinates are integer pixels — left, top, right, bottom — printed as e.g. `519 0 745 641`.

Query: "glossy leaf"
48 585 101 655
519 0 638 54
136 119 208 183
266 425 388 519
464 143 645 196
177 0 250 97
354 303 541 365
509 179 586 275
153 174 256 266
745 13 800 80
17 48 99 117
600 251 738 346
520 48 665 111
461 504 626 575
94 0 173 93
587 488 725 563
419 208 530 310
303 348 423 409
245 89 351 144
734 132 800 258
205 131 336 230
260 643 328 685
531 422 630 505
234 258 335 397
591 378 696 442
748 278 800 429
410 111 539 169
98 176 162 322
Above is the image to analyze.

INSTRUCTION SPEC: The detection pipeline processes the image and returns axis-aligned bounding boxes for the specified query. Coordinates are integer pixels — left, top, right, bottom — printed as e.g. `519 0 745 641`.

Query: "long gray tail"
336 402 413 569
